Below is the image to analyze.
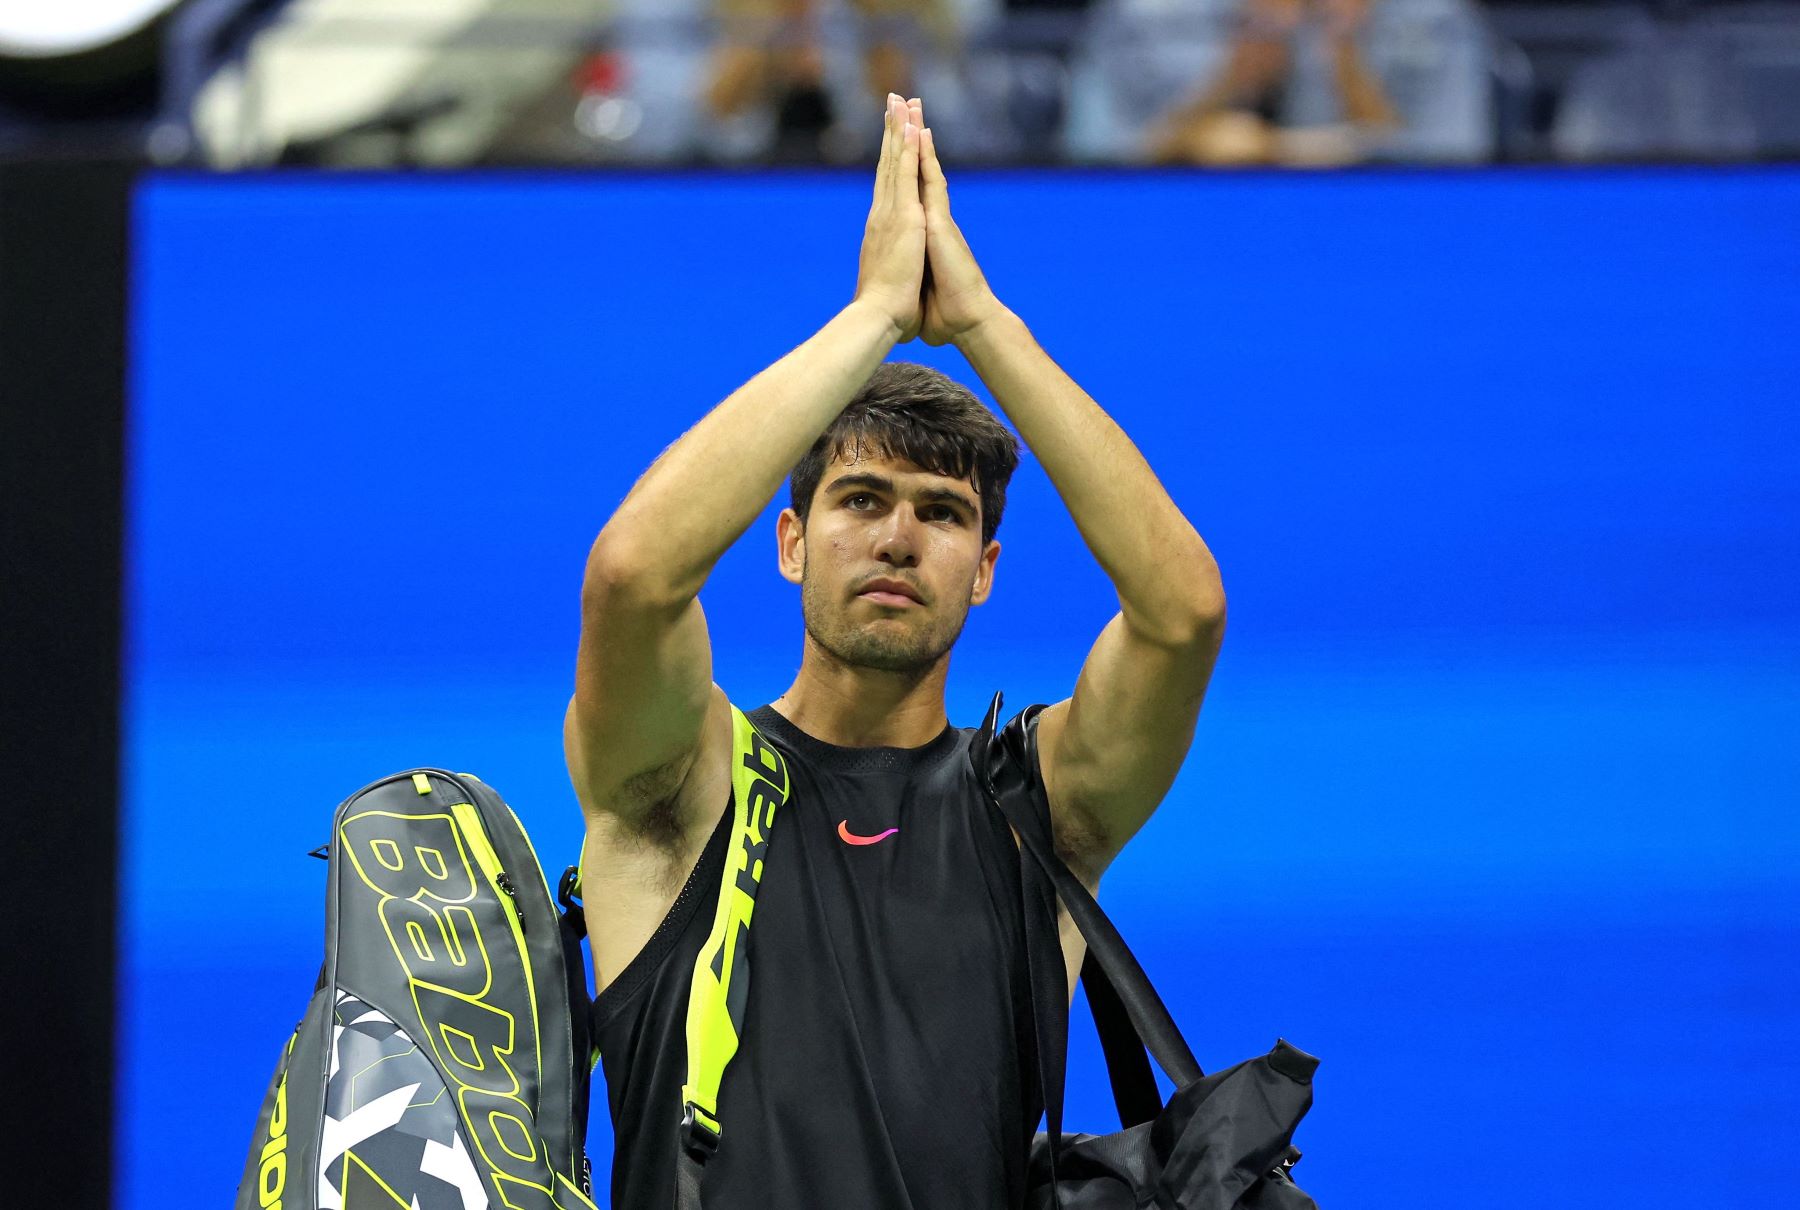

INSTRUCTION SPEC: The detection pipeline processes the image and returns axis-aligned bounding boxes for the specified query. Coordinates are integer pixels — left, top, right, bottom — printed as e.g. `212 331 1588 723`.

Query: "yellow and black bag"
236 769 598 1210
240 706 791 1210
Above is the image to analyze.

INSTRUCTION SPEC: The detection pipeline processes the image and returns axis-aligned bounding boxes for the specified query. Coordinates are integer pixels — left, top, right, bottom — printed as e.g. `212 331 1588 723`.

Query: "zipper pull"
495 870 526 928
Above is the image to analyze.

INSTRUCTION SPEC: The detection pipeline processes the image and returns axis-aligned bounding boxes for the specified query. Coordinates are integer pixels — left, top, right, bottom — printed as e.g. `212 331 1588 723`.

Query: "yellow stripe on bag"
680 706 790 1136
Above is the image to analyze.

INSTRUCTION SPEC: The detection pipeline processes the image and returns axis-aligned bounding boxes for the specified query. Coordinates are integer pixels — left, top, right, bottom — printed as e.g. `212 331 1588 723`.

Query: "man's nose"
872 508 920 567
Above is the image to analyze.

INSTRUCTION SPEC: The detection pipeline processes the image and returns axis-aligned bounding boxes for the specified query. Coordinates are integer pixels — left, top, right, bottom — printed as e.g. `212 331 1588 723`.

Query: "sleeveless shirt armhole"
589 792 733 1030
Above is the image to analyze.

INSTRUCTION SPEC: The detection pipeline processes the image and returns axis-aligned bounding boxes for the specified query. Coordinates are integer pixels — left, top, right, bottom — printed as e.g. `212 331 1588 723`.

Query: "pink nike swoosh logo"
837 820 899 846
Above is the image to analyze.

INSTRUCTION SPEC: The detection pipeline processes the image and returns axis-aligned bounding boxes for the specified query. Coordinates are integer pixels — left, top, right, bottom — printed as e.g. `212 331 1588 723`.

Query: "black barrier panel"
0 157 129 1210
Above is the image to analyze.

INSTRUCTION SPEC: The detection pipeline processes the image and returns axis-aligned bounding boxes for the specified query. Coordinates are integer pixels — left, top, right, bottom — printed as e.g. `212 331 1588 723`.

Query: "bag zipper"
442 777 592 1203
448 798 543 1097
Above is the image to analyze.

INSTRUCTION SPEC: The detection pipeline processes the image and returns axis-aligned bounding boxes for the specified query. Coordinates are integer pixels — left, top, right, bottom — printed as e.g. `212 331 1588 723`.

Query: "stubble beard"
800 569 971 675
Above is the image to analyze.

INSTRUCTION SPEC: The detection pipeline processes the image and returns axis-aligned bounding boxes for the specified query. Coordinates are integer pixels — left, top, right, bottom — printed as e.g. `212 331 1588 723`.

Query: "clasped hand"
853 94 1003 347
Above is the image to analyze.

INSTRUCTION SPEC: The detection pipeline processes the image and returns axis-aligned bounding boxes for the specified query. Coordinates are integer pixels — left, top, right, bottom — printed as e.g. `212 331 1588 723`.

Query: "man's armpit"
610 755 694 850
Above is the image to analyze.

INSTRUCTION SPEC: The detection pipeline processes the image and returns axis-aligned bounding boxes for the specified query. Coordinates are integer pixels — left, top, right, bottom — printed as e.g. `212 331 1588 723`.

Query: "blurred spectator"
1553 24 1758 160
705 0 957 161
1063 0 1492 165
1145 0 1397 165
968 0 1101 159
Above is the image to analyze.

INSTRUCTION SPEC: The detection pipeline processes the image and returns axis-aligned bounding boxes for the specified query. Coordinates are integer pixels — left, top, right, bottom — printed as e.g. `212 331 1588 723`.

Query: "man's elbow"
1179 583 1227 648
582 531 698 616
1125 572 1225 649
1195 581 1227 628
1167 553 1226 645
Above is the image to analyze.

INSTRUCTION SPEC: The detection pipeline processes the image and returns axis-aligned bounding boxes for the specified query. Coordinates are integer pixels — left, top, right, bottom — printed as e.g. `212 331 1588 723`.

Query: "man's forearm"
955 308 1224 643
590 299 900 602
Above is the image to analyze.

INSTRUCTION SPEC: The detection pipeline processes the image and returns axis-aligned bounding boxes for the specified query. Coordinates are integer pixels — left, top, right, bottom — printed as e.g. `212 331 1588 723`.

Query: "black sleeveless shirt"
590 703 1048 1210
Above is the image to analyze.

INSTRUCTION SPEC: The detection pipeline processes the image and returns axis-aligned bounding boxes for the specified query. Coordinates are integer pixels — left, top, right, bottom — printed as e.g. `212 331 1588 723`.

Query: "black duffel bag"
973 694 1321 1210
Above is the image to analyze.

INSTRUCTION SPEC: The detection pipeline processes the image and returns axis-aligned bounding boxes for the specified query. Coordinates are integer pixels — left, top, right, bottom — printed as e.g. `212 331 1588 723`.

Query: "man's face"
778 448 1000 674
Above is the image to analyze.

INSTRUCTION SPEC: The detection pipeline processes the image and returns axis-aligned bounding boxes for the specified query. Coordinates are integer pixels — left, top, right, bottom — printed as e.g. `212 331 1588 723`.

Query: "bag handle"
973 693 1205 1137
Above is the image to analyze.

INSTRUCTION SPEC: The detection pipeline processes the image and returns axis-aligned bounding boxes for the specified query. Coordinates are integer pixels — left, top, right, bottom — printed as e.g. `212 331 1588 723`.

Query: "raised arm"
914 106 1226 884
566 94 929 838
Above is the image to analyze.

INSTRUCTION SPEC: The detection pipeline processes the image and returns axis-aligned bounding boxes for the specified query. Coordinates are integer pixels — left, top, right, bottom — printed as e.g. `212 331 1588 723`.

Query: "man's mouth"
858 590 920 608
856 579 924 607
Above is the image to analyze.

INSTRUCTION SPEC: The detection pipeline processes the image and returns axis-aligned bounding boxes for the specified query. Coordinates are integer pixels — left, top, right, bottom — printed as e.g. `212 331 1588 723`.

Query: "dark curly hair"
788 362 1021 545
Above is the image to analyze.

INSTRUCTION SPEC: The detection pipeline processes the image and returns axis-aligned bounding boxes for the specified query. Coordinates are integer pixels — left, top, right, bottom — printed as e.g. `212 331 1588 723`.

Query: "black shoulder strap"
972 692 1205 1182
1082 948 1163 1128
1011 787 1070 1193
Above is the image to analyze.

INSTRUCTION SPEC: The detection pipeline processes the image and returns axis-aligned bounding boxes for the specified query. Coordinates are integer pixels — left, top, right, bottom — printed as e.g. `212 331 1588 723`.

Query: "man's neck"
771 638 950 748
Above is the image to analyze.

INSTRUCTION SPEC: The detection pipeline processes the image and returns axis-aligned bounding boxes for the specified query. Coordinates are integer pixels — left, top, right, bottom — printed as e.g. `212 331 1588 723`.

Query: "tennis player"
568 94 1225 1209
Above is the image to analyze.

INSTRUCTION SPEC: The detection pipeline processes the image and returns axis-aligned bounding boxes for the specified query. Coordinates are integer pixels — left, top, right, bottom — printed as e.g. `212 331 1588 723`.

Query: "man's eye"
846 493 873 508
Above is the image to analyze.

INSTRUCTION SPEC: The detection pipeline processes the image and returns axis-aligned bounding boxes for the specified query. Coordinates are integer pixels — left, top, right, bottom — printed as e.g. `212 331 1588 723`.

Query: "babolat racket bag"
236 768 598 1210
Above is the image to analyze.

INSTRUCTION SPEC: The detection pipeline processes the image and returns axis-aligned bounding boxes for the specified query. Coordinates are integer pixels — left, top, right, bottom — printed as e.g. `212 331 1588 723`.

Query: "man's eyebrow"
825 472 894 495
916 486 979 514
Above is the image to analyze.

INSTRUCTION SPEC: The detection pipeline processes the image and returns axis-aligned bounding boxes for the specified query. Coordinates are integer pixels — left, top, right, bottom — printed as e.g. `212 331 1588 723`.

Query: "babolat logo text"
711 730 790 1022
257 1072 289 1209
732 730 788 899
341 808 559 1210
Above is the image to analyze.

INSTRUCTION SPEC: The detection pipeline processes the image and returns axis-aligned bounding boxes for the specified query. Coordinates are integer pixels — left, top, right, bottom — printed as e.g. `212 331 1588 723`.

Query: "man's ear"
970 538 1000 605
777 508 806 585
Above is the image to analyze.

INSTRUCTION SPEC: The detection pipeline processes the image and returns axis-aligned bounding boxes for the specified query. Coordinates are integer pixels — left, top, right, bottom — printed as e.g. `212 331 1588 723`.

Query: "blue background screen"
125 169 1800 1206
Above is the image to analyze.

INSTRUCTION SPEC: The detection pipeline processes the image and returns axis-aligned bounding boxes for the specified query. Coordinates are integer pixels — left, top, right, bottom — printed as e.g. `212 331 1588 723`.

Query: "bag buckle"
558 864 583 912
680 1102 720 1162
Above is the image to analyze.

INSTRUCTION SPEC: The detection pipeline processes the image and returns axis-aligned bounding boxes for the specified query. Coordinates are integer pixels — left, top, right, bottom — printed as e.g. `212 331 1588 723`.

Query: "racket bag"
235 768 597 1210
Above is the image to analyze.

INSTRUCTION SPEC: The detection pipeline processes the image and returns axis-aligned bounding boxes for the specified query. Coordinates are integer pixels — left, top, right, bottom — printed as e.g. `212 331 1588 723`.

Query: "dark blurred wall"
0 159 127 1210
